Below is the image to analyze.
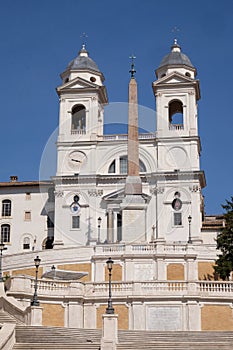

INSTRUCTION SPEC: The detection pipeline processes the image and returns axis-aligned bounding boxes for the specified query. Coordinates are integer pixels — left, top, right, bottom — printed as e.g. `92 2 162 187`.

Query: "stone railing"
0 295 30 324
169 124 184 130
95 243 190 255
102 133 156 141
8 277 233 300
0 323 16 350
199 281 233 293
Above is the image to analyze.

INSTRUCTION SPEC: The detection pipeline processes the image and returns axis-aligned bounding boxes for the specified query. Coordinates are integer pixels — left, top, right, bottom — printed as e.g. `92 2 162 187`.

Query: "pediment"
103 187 151 202
103 188 125 201
57 76 97 92
153 71 194 86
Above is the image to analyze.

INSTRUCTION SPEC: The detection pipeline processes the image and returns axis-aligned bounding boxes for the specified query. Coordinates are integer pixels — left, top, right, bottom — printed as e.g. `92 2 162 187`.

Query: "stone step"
15 325 101 343
0 310 23 324
118 330 233 342
117 344 233 350
13 344 100 350
14 326 233 350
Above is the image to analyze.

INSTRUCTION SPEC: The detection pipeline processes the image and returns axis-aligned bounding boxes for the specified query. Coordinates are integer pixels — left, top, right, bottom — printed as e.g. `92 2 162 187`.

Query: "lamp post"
31 256 41 306
106 257 114 314
0 241 7 283
97 217 102 244
188 215 192 244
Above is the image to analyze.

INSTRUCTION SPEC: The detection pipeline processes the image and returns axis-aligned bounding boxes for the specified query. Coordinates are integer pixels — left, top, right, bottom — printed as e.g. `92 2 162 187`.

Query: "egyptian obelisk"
121 56 147 242
125 56 142 194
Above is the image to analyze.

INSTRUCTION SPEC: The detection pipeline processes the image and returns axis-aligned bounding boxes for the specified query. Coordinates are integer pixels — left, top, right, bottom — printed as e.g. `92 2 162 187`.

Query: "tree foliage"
214 197 233 280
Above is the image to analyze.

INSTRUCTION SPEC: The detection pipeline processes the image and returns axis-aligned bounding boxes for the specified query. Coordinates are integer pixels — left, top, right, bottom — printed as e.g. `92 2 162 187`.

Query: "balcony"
169 124 184 130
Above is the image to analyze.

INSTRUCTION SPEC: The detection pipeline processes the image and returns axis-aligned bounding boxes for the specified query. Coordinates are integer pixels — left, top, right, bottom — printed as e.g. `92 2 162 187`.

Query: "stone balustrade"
2 243 217 275
8 276 233 300
102 133 156 141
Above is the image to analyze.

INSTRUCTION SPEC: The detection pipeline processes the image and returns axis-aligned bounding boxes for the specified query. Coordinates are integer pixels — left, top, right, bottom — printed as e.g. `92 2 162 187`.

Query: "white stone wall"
0 184 50 255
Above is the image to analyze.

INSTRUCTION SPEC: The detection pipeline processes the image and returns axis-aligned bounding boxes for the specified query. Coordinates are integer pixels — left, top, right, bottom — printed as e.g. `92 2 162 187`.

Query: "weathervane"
129 54 136 78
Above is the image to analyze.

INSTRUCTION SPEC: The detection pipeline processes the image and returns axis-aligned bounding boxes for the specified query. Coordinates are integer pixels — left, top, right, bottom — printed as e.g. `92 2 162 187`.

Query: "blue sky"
0 0 232 214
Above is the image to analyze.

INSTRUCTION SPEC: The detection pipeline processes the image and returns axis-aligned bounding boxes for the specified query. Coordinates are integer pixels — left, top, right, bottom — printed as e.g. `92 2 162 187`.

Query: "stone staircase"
11 325 233 350
0 310 23 324
13 325 102 349
117 329 233 349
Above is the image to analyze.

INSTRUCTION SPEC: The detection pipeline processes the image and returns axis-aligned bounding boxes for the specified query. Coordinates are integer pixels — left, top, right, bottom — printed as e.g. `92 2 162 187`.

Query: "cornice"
51 170 206 188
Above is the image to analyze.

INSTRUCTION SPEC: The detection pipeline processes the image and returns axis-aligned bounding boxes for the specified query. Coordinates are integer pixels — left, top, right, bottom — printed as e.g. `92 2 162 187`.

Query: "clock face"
67 151 87 171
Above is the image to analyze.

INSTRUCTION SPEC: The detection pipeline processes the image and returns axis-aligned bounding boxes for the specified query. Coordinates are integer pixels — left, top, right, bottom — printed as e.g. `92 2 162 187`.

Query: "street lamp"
31 255 41 306
188 215 192 244
0 241 7 283
97 217 102 244
106 257 114 314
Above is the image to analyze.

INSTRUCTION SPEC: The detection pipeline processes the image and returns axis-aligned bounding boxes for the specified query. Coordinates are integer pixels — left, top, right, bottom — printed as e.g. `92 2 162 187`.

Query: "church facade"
1 41 231 332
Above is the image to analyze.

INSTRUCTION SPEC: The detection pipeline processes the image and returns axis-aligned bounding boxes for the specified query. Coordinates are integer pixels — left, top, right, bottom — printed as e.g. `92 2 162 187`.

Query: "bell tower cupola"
60 44 105 86
153 40 200 138
55 44 108 177
56 44 108 146
156 39 196 79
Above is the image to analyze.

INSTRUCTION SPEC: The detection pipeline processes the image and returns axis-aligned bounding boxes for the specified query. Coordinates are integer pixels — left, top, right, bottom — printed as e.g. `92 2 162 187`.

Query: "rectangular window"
174 212 182 226
2 200 11 216
25 211 31 221
23 237 30 249
120 156 128 174
1 224 10 242
72 216 80 229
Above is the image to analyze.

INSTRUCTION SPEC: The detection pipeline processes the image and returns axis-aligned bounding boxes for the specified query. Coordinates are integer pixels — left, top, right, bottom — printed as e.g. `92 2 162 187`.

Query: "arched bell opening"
168 100 184 130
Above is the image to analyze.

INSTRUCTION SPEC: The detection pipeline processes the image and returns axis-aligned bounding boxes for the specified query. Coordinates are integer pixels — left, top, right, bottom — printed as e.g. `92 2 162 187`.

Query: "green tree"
214 197 233 280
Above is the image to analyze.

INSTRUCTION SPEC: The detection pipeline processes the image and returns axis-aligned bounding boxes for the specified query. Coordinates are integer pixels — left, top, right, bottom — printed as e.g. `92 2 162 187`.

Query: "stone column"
101 313 118 350
0 282 5 296
67 302 83 328
186 301 201 330
30 306 43 326
107 209 114 243
132 302 145 330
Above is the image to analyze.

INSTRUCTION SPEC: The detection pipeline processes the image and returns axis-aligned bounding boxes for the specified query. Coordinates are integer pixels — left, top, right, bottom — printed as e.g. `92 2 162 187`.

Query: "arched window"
108 160 116 173
108 156 147 174
71 105 86 134
1 224 10 242
23 237 30 250
172 192 183 226
139 159 146 173
168 100 184 130
2 199 11 216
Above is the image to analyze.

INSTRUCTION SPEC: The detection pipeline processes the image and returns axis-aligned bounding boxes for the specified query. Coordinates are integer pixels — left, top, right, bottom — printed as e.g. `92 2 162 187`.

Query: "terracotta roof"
0 180 53 187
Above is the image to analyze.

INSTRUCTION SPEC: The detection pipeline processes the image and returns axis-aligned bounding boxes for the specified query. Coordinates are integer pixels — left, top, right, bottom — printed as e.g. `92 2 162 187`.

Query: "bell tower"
53 44 108 248
152 40 205 243
56 44 108 176
153 39 200 139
